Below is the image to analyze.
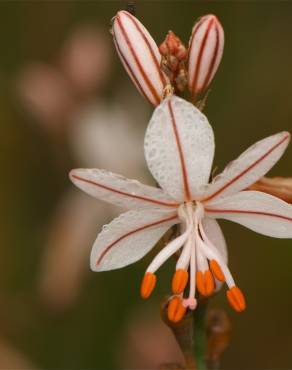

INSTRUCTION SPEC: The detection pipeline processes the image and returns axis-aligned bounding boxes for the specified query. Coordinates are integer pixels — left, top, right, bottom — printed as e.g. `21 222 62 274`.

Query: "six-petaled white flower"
70 95 292 321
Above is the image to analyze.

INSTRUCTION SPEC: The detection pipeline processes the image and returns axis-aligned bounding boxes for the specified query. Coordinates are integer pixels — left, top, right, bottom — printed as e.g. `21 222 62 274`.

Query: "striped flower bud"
188 15 224 98
113 11 169 106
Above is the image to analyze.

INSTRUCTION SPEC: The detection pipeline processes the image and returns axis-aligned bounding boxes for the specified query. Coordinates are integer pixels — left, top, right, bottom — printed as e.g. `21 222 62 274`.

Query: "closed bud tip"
188 14 224 98
112 10 169 106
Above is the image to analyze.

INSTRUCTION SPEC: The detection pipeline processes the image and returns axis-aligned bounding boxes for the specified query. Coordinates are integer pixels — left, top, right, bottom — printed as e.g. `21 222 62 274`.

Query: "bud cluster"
112 10 224 105
159 31 187 92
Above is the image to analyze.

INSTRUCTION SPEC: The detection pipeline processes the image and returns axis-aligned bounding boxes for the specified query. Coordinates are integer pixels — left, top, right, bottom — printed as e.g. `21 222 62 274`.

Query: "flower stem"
192 299 208 370
161 298 208 370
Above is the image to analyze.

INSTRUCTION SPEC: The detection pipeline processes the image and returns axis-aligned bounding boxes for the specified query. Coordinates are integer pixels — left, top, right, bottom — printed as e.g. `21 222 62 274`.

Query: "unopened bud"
159 31 187 67
112 11 169 106
188 15 224 98
159 31 187 92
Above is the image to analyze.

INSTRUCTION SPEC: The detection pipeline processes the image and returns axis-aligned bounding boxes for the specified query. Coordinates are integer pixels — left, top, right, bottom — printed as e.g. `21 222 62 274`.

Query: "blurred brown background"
0 1 291 369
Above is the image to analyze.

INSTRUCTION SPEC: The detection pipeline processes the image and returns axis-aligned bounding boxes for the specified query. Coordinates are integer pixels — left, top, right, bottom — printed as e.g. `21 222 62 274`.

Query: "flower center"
140 201 246 321
178 201 204 225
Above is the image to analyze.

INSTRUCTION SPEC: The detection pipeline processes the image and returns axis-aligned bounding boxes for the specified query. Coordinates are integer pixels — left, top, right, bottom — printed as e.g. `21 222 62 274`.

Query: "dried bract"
249 176 292 204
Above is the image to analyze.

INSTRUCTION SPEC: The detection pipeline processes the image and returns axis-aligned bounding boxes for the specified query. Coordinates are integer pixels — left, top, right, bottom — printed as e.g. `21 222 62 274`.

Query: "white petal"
90 209 178 271
70 168 179 210
113 11 169 106
201 131 290 203
205 190 292 238
144 95 215 201
202 217 227 262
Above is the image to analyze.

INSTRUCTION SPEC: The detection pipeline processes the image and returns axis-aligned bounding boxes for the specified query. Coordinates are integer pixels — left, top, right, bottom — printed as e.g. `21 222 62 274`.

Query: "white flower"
70 95 291 320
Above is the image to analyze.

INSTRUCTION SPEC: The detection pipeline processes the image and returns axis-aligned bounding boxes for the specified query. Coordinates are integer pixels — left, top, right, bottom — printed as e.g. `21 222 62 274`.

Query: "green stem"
192 299 208 370
161 298 208 370
161 300 195 369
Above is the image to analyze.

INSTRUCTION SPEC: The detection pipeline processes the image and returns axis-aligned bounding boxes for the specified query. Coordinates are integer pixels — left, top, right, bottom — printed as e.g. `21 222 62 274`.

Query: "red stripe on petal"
188 17 205 57
189 17 214 95
96 214 178 266
202 133 290 203
205 208 292 222
199 21 219 92
187 19 204 90
116 15 161 105
71 174 179 208
168 99 191 201
125 12 168 86
113 36 150 102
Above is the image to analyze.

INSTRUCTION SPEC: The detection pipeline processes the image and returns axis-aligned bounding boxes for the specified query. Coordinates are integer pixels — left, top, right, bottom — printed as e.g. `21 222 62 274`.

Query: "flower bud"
159 31 187 68
159 31 188 92
188 14 224 97
112 10 169 106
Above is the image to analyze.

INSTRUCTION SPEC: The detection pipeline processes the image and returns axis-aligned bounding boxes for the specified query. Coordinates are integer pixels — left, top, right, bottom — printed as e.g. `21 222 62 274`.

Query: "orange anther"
210 260 225 282
196 270 215 296
226 286 246 312
140 272 156 299
167 296 187 323
172 269 189 294
205 270 215 295
196 271 205 295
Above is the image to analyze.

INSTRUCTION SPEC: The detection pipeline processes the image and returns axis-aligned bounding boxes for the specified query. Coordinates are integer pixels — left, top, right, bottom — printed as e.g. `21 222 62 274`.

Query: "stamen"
198 222 235 288
196 245 209 272
196 271 205 295
226 286 246 312
140 272 156 299
176 236 192 270
183 234 198 310
205 270 215 295
196 270 215 296
172 269 189 294
210 259 225 282
146 227 191 274
167 296 187 323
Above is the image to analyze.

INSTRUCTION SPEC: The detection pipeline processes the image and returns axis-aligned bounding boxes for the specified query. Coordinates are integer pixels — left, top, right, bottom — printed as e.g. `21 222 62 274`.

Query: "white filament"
146 226 191 274
176 235 192 270
196 235 209 272
189 237 197 302
182 213 199 310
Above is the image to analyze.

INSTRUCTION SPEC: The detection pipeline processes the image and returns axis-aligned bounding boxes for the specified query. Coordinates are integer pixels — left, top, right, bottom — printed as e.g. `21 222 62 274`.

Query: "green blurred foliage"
0 1 291 369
